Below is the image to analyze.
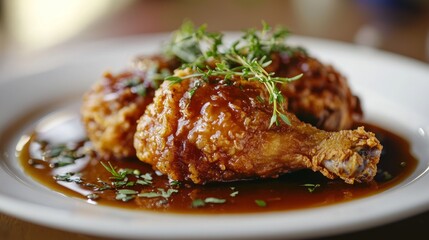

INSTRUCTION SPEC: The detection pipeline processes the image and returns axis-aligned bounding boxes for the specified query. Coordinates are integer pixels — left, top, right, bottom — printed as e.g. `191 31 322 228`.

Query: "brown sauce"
17 113 417 214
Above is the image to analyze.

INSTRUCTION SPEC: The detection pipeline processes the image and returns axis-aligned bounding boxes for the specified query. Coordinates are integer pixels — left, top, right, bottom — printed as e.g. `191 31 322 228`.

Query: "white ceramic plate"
1 33 429 239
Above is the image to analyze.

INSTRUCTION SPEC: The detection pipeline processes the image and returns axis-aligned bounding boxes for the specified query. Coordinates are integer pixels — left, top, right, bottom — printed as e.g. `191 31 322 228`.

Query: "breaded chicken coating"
81 55 179 158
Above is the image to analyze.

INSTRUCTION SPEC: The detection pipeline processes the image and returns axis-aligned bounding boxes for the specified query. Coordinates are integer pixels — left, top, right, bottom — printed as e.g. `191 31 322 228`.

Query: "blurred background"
0 0 428 67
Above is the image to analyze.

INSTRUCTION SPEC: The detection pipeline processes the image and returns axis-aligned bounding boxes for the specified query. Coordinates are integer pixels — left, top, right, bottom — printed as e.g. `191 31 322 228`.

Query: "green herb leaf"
100 161 127 181
164 21 303 128
112 180 128 188
191 197 227 208
301 183 321 193
138 192 161 198
279 113 291 126
117 189 138 195
46 145 66 158
115 193 135 202
138 188 178 199
44 143 85 168
162 189 179 198
132 84 147 97
53 172 82 183
204 197 226 204
230 191 239 197
165 76 184 84
269 114 278 128
115 189 138 202
136 179 150 186
95 178 112 191
169 179 181 187
191 199 205 208
255 199 267 207
86 193 99 200
132 169 141 176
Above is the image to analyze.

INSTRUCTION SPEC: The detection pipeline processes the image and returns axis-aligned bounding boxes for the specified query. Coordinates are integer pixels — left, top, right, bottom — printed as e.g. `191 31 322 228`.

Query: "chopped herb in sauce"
255 200 267 207
41 142 87 168
191 197 227 208
301 183 321 193
86 193 100 200
191 199 206 208
230 191 239 197
116 189 138 202
20 125 418 212
138 188 178 199
100 161 128 181
53 172 83 183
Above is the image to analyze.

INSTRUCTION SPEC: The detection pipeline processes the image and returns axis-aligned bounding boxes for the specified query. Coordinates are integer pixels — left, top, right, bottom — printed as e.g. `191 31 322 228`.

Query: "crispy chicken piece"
81 55 179 158
269 51 362 131
134 73 382 184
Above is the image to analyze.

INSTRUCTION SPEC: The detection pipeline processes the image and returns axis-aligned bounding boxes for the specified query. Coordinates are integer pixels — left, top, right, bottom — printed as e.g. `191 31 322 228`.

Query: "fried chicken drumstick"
134 73 382 184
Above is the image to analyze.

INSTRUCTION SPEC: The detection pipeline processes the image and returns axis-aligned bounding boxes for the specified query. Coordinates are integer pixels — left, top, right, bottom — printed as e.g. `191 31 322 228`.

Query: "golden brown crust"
81 71 154 158
134 73 381 184
271 51 362 131
81 55 180 158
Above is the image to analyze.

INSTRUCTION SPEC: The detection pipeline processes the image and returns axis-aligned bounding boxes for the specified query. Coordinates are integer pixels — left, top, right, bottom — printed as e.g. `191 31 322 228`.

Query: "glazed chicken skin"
269 51 362 131
134 71 382 184
81 55 179 158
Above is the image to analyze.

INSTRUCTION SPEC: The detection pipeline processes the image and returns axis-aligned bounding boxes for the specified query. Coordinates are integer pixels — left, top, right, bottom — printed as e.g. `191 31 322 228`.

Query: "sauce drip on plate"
17 112 417 213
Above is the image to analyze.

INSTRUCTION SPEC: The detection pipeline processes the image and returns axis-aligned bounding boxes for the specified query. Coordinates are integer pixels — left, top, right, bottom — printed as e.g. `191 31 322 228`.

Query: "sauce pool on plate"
17 111 417 213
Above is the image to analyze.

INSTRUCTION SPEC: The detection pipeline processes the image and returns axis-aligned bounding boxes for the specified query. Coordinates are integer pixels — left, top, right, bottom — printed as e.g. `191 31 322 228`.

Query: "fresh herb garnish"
86 193 100 200
99 162 157 199
169 179 181 187
100 161 128 181
165 21 303 127
165 20 222 66
43 143 86 168
123 76 142 88
255 199 267 207
123 75 148 97
95 178 112 191
132 84 147 97
191 197 227 208
137 173 153 185
138 188 178 199
115 189 138 202
135 179 150 186
53 172 83 183
191 199 206 208
301 183 321 193
204 197 227 204
123 58 172 96
230 191 239 197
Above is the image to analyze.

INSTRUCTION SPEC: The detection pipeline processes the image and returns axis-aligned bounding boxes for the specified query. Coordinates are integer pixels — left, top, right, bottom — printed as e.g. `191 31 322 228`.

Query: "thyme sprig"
165 21 303 127
166 20 223 66
100 161 128 181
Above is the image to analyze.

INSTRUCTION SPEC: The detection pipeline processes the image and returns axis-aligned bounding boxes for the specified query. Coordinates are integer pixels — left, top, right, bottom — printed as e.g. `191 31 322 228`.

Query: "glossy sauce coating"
18 113 417 214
